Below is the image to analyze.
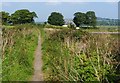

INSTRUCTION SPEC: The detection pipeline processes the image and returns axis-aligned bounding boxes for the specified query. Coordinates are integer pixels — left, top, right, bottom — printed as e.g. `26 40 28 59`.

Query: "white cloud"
45 2 61 5
47 0 59 2
2 2 11 7
46 0 119 2
104 0 119 2
45 0 119 6
1 0 119 2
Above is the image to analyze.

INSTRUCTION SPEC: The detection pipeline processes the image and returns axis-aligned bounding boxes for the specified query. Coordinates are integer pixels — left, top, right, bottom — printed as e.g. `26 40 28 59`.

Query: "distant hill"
64 17 119 26
97 17 119 26
36 17 120 26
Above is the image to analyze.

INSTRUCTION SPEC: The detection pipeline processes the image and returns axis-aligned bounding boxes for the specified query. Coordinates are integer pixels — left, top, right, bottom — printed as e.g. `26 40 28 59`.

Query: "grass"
0 58 1 81
82 26 119 32
40 28 120 82
2 24 39 81
2 24 120 81
2 25 15 28
44 24 119 33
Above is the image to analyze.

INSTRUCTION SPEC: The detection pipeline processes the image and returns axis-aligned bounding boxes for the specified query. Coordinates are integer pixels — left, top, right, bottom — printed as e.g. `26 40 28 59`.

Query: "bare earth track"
32 34 44 81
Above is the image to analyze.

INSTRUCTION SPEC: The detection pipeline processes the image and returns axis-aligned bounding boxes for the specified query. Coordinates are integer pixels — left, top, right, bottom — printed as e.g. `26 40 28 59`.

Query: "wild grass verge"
41 29 120 82
2 24 39 81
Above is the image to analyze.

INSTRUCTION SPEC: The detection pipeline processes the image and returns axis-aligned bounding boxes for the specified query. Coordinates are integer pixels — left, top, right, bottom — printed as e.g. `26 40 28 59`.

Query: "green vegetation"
1 9 37 25
82 26 119 32
48 12 65 26
0 11 10 25
86 11 96 27
2 24 39 81
1 9 120 82
41 29 120 82
73 12 86 27
10 9 37 24
0 59 1 81
73 11 96 27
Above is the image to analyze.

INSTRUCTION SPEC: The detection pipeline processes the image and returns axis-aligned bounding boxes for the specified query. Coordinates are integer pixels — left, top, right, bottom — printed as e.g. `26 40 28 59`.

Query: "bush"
68 23 76 29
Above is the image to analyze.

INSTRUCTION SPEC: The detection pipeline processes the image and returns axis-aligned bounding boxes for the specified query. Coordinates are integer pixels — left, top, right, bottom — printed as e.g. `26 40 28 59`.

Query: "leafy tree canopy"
73 11 96 28
86 11 96 27
73 12 86 27
0 11 10 25
48 12 64 26
10 9 38 24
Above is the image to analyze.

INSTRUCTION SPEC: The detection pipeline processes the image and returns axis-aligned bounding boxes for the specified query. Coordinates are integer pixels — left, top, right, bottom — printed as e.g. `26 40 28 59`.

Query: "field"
1 24 120 82
82 26 119 32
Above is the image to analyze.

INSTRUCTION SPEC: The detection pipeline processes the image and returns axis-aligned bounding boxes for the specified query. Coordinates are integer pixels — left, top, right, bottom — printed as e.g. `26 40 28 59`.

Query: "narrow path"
32 33 44 81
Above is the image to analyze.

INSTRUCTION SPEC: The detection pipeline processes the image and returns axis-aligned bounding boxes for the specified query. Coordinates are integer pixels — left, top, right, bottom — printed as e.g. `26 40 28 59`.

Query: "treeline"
1 9 96 27
1 9 38 25
48 11 96 28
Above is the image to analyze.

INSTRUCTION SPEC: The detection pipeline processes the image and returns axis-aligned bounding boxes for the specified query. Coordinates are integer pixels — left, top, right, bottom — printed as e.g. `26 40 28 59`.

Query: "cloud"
47 0 59 2
46 0 119 2
104 0 119 2
2 2 11 7
45 2 61 5
45 0 119 6
45 0 61 5
1 0 119 2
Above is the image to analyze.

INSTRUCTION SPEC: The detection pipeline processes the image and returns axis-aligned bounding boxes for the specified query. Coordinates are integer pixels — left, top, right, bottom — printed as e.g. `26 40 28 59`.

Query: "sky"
1 1 119 22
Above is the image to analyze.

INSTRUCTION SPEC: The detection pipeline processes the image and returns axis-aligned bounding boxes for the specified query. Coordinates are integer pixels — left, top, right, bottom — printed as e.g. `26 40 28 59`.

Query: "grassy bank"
2 24 39 81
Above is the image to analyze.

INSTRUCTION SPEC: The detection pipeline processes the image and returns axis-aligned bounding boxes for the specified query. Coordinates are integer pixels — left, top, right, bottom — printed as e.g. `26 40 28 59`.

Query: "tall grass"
0 26 2 81
83 26 119 32
2 24 39 81
41 29 120 82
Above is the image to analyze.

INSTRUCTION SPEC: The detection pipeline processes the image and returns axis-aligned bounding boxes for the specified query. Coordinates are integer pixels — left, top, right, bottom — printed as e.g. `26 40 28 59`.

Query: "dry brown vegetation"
41 29 120 82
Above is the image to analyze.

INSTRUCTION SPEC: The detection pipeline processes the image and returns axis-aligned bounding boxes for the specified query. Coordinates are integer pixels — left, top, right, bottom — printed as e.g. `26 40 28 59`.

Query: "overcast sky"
1 2 119 22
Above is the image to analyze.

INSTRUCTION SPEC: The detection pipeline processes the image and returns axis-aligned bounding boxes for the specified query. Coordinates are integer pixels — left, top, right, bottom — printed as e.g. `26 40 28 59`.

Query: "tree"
0 11 10 25
86 11 96 27
48 12 64 26
73 12 86 27
10 9 37 24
